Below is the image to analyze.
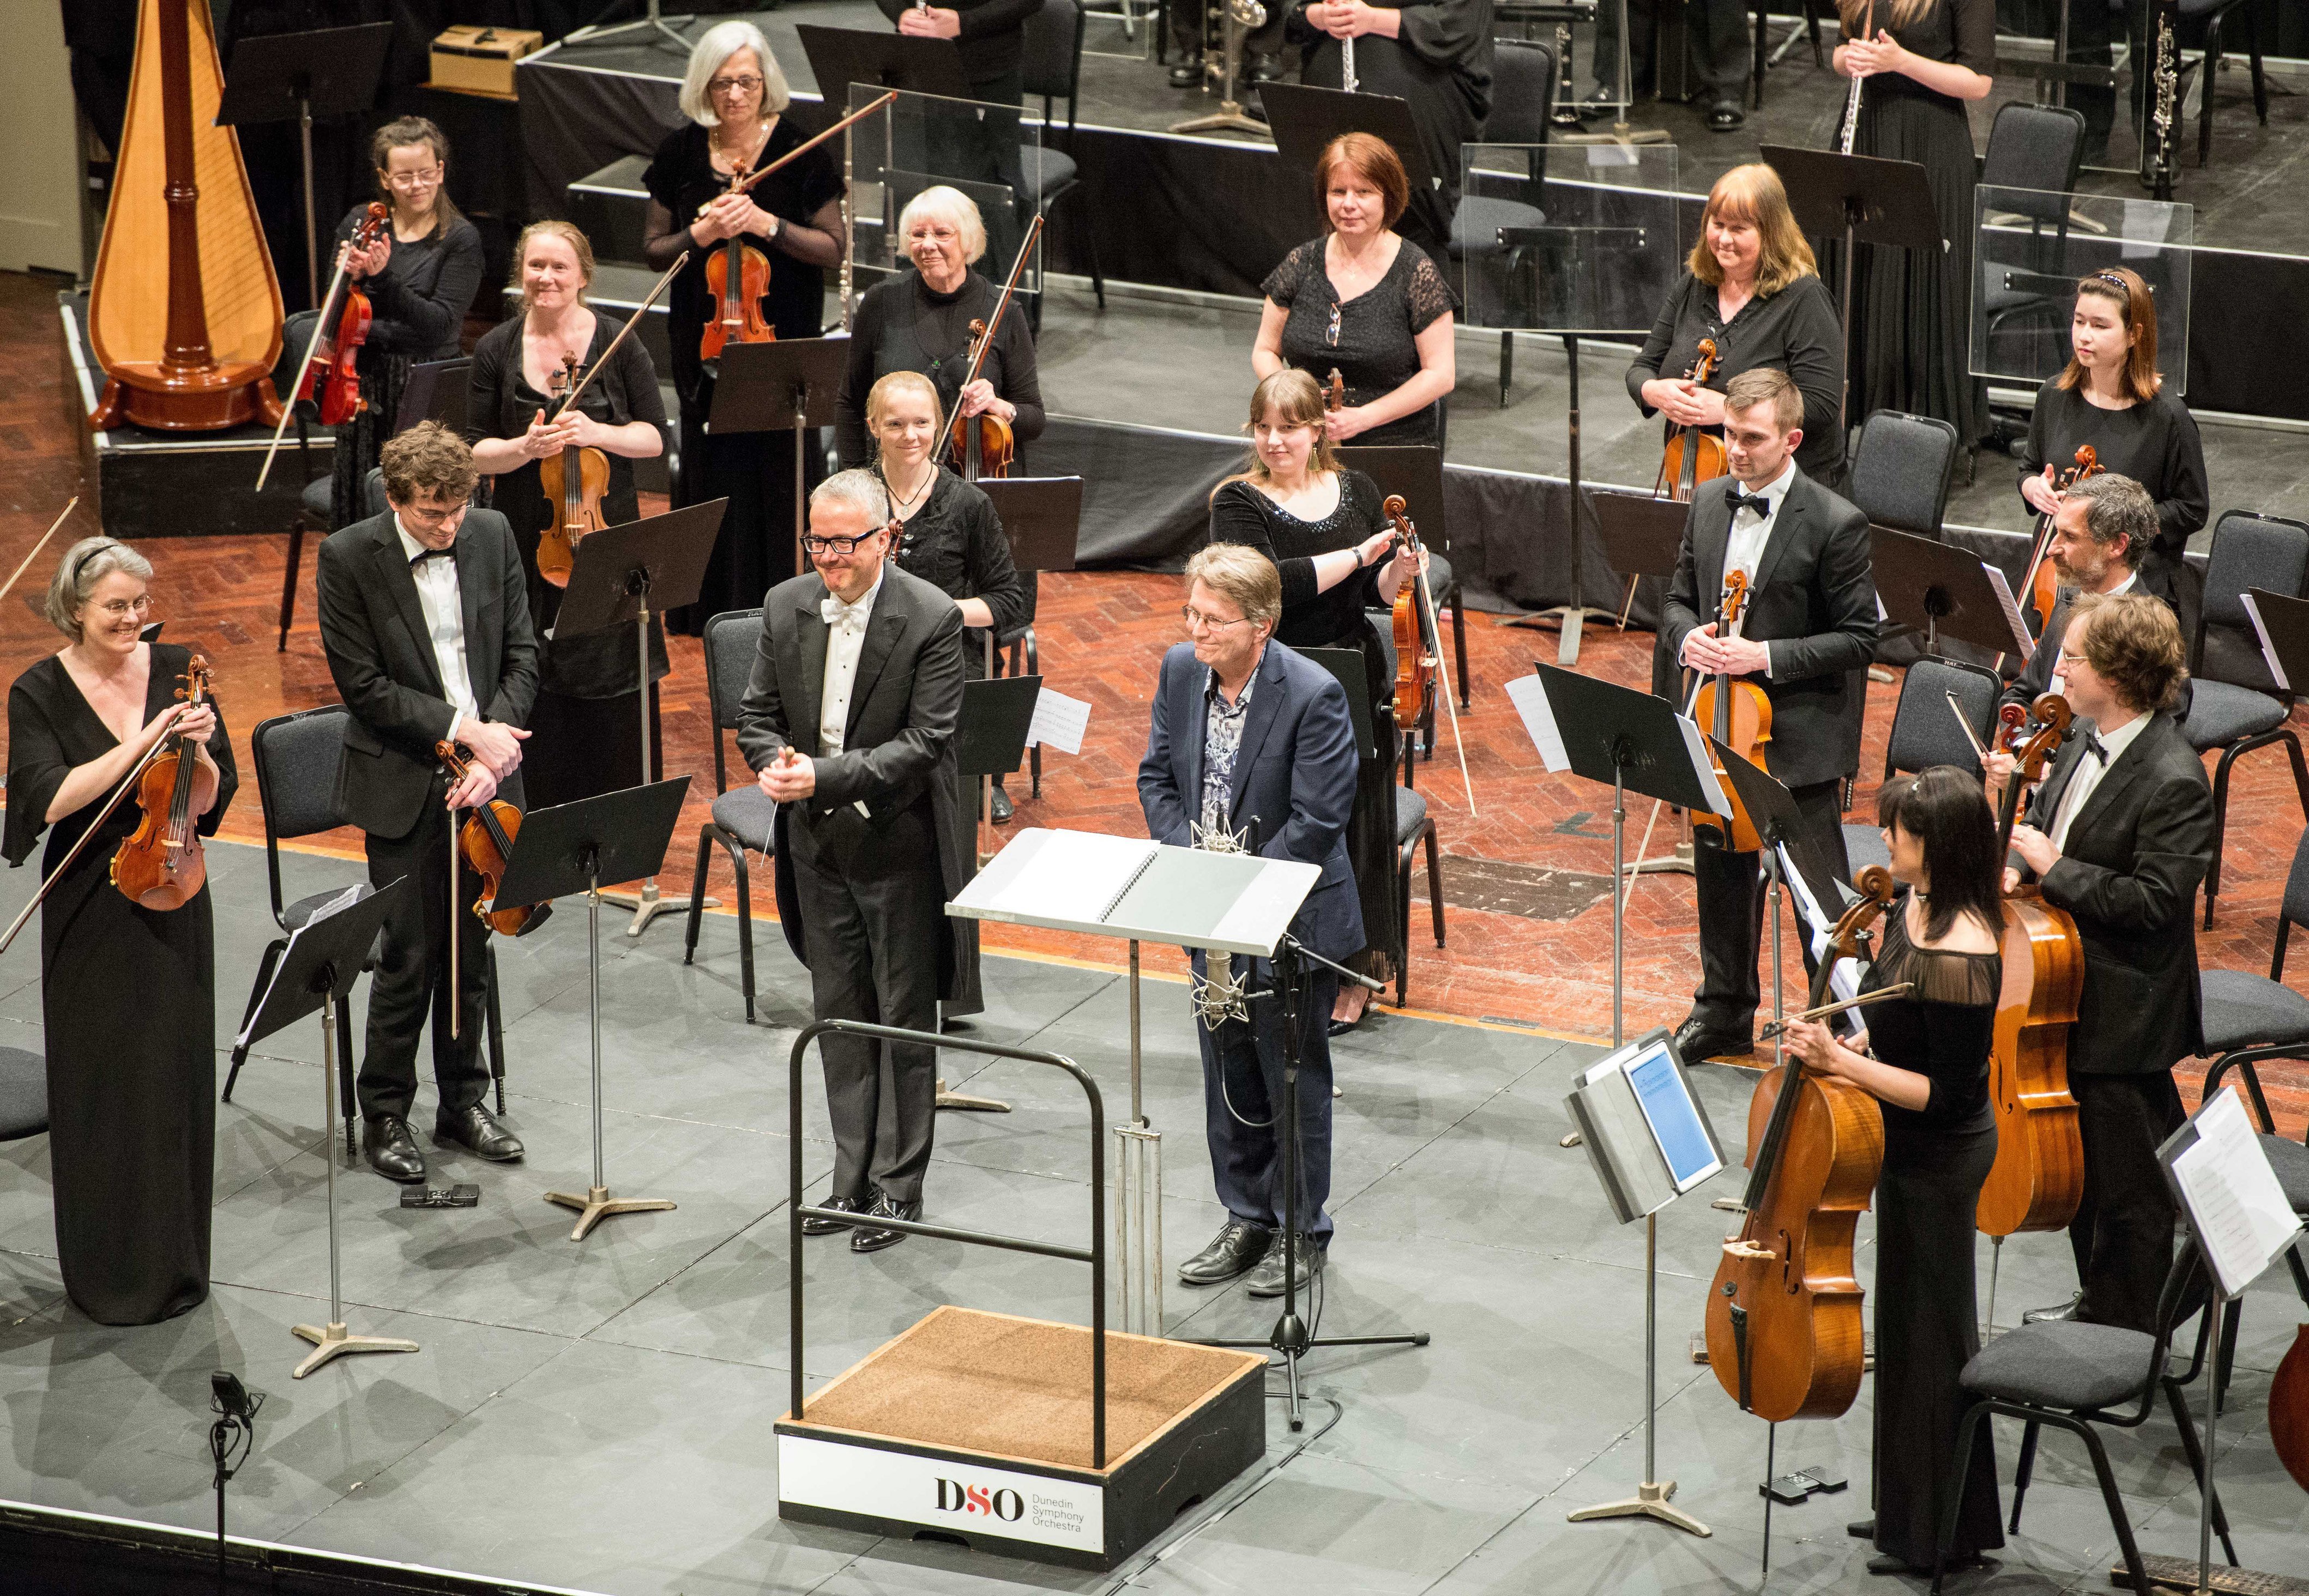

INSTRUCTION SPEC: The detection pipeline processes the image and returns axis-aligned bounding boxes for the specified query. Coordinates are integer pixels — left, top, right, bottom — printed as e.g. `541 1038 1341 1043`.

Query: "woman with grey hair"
644 22 846 628
834 184 1044 470
5 536 237 1326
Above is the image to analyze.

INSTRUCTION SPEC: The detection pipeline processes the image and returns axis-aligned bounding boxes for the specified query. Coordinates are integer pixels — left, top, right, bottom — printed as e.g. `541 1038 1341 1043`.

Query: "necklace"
881 459 936 516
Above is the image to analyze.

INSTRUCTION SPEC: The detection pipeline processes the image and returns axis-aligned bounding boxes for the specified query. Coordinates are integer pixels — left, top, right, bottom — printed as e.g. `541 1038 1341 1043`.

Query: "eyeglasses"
1180 606 1252 632
906 225 961 246
802 531 881 554
709 74 765 96
385 166 443 190
92 594 153 619
401 502 468 529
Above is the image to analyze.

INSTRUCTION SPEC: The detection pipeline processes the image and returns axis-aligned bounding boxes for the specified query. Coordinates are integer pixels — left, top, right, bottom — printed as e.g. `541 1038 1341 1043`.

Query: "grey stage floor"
0 838 2303 1593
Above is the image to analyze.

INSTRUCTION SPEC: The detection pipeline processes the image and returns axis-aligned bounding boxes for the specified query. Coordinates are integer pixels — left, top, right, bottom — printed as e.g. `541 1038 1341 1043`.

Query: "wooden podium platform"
776 1306 1267 1570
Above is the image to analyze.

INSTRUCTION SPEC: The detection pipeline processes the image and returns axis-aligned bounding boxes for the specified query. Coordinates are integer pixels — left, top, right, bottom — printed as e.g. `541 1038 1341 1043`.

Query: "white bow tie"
821 595 870 633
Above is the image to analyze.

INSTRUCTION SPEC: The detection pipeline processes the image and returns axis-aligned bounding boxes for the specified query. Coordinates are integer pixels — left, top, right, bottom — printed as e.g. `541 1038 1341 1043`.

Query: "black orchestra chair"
2179 510 2309 927
1840 657 2000 873
1444 37 1553 407
685 607 774 1021
1392 784 1445 1009
1020 0 1103 325
2171 0 2268 170
1978 103 2088 359
0 1046 46 1143
1930 1239 2235 1596
1846 410 1960 540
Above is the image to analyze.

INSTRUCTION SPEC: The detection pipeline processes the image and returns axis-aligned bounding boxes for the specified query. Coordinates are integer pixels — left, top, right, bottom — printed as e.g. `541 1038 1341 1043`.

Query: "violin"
2272 1323 2309 1493
435 741 550 937
1705 864 1896 1421
2018 445 2102 635
1384 494 1436 736
1654 337 1729 503
945 214 1045 482
1690 571 1773 853
110 654 220 911
1326 367 1346 416
697 170 775 362
535 351 611 590
305 202 391 427
1979 694 2085 1237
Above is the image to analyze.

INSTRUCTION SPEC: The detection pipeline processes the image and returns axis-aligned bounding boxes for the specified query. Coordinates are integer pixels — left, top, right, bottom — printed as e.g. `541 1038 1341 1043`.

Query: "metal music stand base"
291 1320 417 1380
569 0 692 53
1553 0 1671 148
547 878 676 1241
545 1184 678 1242
1566 1478 1709 1534
292 999 418 1378
1170 13 1268 137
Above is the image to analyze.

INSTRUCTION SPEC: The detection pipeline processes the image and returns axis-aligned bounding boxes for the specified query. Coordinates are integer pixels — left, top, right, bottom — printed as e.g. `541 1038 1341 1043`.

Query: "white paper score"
1025 687 1090 754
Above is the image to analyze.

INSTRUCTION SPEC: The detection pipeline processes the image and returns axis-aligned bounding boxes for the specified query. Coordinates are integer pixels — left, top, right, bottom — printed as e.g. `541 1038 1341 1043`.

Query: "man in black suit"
1138 542 1362 1298
2002 473 2173 712
317 422 538 1183
738 469 972 1255
1993 593 2214 1333
1660 367 1878 1062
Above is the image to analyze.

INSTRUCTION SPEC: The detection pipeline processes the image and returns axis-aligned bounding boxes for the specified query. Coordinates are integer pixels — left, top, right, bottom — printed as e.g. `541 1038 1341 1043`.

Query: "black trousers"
2070 1068 2186 1334
1690 777 1851 1036
790 799 946 1205
1191 951 1337 1242
359 788 491 1123
1592 0 1751 104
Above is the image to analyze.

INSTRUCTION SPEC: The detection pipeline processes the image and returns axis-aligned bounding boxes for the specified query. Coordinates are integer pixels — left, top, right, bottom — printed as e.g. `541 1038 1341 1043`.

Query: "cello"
2017 445 2102 635
535 352 611 589
1653 337 1728 502
1978 696 2085 1240
944 214 1045 482
110 654 220 911
1705 865 1897 1421
1690 571 1773 853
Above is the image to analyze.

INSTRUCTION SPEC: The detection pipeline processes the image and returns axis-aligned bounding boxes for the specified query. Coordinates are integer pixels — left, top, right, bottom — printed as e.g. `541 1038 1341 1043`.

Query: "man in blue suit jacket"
1138 543 1361 1299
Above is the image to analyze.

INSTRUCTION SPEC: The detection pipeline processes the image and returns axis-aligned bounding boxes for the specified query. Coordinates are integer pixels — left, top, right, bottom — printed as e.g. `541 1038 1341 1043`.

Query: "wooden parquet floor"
5 269 2304 1134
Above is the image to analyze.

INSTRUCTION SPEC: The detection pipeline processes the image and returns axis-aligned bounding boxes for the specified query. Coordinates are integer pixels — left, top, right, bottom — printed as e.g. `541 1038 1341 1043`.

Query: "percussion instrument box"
430 26 541 99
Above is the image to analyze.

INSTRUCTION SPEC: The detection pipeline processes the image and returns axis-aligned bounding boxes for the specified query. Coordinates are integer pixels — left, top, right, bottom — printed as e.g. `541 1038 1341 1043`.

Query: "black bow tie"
1728 491 1773 520
409 547 454 567
2081 729 2109 765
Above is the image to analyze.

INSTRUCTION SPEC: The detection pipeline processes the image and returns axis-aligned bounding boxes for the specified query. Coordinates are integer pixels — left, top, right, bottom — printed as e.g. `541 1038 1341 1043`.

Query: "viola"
1979 694 2085 1238
535 351 611 590
435 740 550 936
2018 445 2103 635
1705 865 1895 1421
697 171 775 362
1654 337 1729 503
1690 571 1773 853
945 214 1045 482
1383 494 1436 736
110 654 220 911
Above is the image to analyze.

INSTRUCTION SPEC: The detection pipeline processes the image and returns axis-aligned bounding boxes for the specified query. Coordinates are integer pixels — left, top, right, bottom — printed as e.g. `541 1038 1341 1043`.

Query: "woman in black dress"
1209 368 1423 1027
1255 133 1457 450
836 186 1046 472
1287 0 1493 252
866 370 1031 830
468 221 669 809
645 21 845 632
2019 267 2209 636
5 538 236 1326
1783 766 2005 1575
1832 0 1993 448
1629 163 1849 486
294 116 484 530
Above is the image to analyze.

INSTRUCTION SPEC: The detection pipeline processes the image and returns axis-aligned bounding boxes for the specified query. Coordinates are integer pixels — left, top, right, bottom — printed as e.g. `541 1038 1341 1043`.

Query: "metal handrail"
787 1019 1109 1467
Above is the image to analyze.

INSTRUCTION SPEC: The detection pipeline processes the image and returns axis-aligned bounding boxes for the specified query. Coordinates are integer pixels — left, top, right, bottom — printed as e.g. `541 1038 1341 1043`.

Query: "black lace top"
1862 891 2001 1137
1263 238 1457 447
1208 469 1386 650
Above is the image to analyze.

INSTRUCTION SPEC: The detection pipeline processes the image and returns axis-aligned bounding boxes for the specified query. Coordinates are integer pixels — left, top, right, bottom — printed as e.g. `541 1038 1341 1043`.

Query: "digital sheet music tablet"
1623 1037 1723 1193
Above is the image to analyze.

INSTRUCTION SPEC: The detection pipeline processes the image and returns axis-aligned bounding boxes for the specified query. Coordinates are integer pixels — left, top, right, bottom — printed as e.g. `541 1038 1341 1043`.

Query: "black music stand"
975 475 1080 799
1594 492 1689 630
393 358 469 437
942 674 1041 1111
1261 82 1437 204
1708 736 1849 929
796 23 973 99
1759 146 1943 432
554 499 728 937
494 778 693 1241
707 338 850 577
236 878 414 1377
216 23 394 309
1872 527 2034 662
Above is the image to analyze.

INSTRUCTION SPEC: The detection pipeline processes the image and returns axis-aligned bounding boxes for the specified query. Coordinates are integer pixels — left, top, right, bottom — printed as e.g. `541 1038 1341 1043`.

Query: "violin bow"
256 239 361 493
443 747 462 1042
549 251 690 425
1412 547 1477 817
727 91 899 201
0 718 181 960
0 498 80 610
957 214 1046 398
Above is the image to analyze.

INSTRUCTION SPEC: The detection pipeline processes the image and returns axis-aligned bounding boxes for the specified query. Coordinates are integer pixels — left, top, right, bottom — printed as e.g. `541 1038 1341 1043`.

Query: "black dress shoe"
1177 1219 1272 1286
803 1191 875 1237
362 1116 427 1183
1708 101 1746 132
2021 1291 2083 1325
1847 1518 1876 1540
990 782 1014 824
1168 59 1202 89
433 1103 525 1162
1672 1016 1752 1063
850 1192 921 1253
1248 56 1281 84
1246 1232 1324 1298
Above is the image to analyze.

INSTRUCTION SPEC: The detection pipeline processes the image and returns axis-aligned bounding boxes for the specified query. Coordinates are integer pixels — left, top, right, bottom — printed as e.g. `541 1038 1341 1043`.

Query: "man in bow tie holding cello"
737 469 974 1256
1657 367 1878 1065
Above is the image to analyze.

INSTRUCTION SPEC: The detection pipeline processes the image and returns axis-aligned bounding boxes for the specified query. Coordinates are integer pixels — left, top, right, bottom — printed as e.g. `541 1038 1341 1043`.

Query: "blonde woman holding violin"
1208 368 1421 1029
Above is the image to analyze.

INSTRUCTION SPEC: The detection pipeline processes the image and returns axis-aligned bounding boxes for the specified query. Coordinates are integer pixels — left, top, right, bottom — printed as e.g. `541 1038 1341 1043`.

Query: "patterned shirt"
1198 654 1260 842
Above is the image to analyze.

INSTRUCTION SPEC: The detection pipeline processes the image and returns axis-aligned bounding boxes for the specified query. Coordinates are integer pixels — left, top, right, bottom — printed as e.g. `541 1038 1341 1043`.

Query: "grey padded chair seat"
1423 551 1454 598
301 476 333 522
1450 196 1545 257
0 1047 46 1140
710 785 777 853
1963 1319 2160 1412
1396 783 1428 844
1843 823 1892 874
2198 966 2309 1054
2181 679 2286 751
1021 146 1076 197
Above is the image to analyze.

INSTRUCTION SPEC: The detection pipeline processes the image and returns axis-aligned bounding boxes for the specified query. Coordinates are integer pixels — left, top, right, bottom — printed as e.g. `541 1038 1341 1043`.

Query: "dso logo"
933 1479 1024 1521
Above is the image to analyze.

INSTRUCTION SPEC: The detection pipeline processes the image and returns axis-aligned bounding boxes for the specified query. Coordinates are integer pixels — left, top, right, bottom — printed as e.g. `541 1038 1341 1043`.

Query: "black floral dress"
1263 237 1457 448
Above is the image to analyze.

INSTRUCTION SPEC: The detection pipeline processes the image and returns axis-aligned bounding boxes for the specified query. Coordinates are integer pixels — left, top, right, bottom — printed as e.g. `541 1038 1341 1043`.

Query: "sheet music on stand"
2162 1087 2304 1298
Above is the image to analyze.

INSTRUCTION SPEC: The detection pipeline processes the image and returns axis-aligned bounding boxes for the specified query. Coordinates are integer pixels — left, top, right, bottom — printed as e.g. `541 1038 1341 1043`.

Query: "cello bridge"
1722 1240 1774 1260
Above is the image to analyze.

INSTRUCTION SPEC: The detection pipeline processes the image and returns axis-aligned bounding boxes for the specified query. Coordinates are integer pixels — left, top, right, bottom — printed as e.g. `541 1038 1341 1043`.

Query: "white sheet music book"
2169 1087 2304 1297
2241 594 2291 692
1980 564 2036 657
1026 687 1091 754
231 884 366 1052
982 830 1158 924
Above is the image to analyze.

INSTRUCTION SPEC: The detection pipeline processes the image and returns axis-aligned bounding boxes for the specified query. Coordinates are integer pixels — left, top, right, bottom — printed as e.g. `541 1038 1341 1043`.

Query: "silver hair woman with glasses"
834 184 1045 471
644 20 847 628
6 535 237 1327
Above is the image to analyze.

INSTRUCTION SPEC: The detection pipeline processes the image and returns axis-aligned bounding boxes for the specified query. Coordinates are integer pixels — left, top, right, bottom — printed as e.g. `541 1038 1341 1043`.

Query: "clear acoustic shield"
1970 185 2193 392
844 84 1043 315
1456 143 1681 336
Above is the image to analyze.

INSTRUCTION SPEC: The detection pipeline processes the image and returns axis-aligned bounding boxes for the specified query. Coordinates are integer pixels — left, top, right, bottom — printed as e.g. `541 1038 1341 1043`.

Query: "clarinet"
2146 0 2180 201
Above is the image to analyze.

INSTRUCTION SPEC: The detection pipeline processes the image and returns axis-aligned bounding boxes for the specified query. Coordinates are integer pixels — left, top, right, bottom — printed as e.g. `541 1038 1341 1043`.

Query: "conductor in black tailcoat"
317 422 539 1185
737 469 975 1256
1658 368 1878 1063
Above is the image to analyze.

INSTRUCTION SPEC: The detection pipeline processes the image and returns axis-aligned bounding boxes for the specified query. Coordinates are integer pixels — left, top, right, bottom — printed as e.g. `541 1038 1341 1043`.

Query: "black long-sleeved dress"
5 645 237 1326
836 270 1046 471
1627 270 1849 484
1263 238 1457 449
1861 899 2005 1568
2020 381 2209 625
1208 470 1401 980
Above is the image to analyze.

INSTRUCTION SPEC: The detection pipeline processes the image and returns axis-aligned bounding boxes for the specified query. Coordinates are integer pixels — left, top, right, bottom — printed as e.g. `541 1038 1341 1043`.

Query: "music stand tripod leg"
604 596 716 935
546 865 677 1239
